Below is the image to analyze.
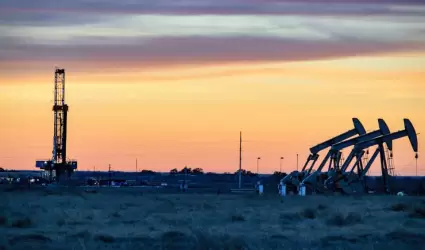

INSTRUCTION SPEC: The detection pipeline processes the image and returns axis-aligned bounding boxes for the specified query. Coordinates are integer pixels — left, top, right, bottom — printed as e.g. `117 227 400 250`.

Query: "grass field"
1 187 425 250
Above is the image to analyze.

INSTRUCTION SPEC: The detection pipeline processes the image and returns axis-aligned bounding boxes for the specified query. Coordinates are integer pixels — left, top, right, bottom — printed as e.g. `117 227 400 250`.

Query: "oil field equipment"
280 118 366 193
301 118 391 194
35 68 77 183
325 119 418 194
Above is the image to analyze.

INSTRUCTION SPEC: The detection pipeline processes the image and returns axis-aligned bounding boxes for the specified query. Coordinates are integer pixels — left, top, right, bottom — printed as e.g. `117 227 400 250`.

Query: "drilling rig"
36 68 77 183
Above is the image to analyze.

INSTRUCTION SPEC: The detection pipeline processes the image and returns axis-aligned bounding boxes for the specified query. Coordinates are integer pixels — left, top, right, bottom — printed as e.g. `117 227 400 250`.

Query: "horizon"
0 0 424 176
4 169 422 178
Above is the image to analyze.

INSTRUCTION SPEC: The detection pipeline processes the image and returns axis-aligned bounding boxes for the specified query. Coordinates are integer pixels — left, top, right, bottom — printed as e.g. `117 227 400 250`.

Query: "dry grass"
1 187 425 249
300 208 317 219
317 204 328 210
10 217 32 228
230 214 246 222
326 212 362 227
389 200 425 220
390 202 409 212
0 216 7 226
409 206 425 219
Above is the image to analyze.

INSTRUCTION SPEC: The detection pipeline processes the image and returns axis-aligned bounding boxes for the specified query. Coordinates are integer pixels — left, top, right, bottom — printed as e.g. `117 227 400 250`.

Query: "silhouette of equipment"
35 68 77 183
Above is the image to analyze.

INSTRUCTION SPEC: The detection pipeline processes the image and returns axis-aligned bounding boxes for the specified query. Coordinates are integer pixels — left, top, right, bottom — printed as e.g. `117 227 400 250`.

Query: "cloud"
1 36 424 74
1 0 425 19
2 13 425 44
1 0 425 74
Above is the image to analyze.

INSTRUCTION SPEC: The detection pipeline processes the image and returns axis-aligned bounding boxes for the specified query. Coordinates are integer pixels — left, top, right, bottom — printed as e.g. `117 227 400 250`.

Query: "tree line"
0 166 286 178
166 167 287 178
169 167 205 175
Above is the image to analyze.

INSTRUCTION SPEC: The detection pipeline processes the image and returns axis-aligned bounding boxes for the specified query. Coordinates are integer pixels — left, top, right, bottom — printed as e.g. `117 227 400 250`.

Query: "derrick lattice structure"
36 68 77 183
53 69 68 166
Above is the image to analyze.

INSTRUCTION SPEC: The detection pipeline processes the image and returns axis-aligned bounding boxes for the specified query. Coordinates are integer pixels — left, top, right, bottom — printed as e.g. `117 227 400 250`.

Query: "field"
1 187 425 250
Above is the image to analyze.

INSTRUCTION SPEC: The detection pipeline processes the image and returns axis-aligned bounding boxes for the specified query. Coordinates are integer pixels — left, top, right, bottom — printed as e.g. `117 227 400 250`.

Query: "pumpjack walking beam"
301 118 391 193
279 118 366 191
304 118 366 174
325 119 419 194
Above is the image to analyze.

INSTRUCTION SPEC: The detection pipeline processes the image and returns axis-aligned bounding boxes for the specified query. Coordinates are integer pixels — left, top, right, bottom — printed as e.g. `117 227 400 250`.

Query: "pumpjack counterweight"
36 68 77 183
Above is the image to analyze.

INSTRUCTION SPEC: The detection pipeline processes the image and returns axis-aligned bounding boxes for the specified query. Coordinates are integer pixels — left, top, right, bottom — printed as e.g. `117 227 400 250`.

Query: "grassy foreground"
1 187 425 250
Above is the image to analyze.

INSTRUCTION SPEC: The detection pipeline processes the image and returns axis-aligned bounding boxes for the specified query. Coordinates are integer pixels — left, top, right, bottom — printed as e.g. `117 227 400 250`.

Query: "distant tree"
234 169 242 175
273 171 287 180
0 167 4 172
170 168 178 174
273 171 286 176
192 168 204 175
179 167 192 174
141 169 155 174
234 169 257 176
246 171 257 177
234 169 245 175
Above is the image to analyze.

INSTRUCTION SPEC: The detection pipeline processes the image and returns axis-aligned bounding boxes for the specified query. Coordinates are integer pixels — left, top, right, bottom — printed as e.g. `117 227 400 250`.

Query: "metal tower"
53 69 68 167
36 68 77 183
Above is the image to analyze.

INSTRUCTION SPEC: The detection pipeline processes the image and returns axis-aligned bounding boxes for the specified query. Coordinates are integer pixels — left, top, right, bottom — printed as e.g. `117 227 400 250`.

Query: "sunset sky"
0 0 424 175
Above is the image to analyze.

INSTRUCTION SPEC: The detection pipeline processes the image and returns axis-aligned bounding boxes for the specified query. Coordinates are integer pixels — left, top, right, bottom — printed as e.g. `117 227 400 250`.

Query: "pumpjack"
279 118 366 193
35 68 77 183
301 118 391 194
325 119 418 194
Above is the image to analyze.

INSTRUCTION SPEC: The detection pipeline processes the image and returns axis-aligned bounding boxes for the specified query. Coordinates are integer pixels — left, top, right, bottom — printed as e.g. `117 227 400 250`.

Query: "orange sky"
0 52 424 175
2 0 425 176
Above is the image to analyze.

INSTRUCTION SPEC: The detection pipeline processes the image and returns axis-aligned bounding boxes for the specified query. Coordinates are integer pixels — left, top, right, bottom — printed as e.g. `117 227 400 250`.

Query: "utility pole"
184 165 188 189
93 166 96 181
136 158 138 173
297 154 299 171
238 131 242 189
108 164 111 187
280 157 284 173
257 157 261 175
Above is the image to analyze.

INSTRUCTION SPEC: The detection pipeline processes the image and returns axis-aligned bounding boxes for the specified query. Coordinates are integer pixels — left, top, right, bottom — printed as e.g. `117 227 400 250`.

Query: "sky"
0 0 424 175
